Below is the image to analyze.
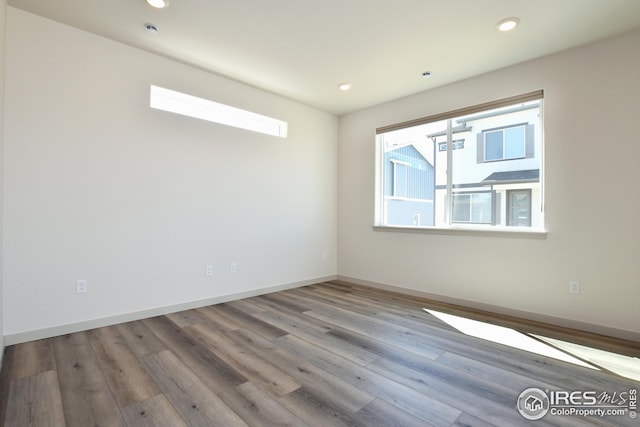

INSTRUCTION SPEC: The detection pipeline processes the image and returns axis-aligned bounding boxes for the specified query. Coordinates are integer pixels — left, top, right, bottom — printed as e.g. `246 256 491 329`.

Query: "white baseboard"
5 275 337 346
8 273 635 346
337 275 640 343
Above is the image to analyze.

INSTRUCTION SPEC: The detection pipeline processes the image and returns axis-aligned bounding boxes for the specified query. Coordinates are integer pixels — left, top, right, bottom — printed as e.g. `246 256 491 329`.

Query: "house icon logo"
518 388 550 420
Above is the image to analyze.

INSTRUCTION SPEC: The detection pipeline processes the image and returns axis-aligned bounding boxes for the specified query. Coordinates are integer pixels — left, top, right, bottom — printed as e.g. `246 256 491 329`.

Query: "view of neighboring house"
383 144 435 226
381 99 542 228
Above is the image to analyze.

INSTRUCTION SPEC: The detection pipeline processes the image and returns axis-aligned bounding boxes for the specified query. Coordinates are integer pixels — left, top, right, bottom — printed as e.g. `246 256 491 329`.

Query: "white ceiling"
8 0 640 115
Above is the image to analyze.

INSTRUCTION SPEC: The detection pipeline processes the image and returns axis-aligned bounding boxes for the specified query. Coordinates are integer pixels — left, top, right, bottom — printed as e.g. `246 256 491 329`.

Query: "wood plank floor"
0 281 638 426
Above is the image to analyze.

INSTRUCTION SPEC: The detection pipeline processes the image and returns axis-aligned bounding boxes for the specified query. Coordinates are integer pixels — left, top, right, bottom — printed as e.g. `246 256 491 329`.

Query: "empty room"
0 0 639 426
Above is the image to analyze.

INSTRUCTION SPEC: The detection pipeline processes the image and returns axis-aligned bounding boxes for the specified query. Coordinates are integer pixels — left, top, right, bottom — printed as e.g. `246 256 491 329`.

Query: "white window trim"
373 224 547 239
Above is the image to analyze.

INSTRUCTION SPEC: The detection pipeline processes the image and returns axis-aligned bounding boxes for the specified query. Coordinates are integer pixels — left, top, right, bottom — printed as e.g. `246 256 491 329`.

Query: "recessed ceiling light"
146 0 169 8
338 82 352 91
144 23 159 34
497 17 519 32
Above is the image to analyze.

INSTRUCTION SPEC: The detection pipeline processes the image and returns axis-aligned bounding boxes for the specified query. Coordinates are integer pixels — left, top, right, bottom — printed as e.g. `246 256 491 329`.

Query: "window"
391 159 410 197
149 85 288 138
438 140 465 152
452 192 492 224
480 124 534 162
485 126 524 160
507 189 532 226
376 91 543 230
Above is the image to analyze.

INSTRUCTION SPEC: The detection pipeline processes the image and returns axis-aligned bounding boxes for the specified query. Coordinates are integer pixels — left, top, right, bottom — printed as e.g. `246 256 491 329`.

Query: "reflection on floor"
424 309 640 382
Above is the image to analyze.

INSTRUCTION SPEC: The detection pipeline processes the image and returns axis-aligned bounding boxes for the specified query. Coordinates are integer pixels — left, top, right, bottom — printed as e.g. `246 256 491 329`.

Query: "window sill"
372 225 547 239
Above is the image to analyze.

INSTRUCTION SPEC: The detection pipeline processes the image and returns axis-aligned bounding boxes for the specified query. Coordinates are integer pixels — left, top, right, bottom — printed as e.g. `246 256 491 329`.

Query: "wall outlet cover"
76 279 88 294
569 280 581 294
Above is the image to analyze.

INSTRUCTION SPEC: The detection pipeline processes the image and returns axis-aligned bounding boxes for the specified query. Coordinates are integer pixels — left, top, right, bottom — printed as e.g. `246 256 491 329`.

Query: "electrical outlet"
569 280 581 294
76 279 88 294
205 265 213 277
230 263 237 273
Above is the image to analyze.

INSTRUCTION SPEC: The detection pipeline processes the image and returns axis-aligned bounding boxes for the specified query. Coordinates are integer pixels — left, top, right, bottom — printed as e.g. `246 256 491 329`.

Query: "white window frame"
374 91 546 237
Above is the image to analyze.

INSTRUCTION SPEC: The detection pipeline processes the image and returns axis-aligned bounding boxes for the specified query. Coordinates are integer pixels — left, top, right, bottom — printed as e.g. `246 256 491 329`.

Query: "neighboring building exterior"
382 144 435 226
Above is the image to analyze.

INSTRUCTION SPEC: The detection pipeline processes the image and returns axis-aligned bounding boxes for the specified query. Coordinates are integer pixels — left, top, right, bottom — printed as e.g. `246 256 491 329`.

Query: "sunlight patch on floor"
533 335 640 382
424 309 598 370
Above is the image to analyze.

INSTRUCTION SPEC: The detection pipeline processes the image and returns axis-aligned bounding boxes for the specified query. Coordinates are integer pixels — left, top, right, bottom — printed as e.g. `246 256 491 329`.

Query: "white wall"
3 7 638 347
338 29 640 339
3 8 337 342
0 0 6 363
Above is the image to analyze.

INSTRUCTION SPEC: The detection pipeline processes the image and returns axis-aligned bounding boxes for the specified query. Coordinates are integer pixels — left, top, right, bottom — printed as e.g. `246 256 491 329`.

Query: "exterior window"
452 193 492 224
484 126 525 161
438 139 465 152
508 189 532 226
479 124 534 163
391 160 409 197
376 91 543 230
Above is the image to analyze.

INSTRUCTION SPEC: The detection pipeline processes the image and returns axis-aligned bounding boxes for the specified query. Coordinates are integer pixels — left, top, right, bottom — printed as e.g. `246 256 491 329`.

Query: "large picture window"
375 91 543 230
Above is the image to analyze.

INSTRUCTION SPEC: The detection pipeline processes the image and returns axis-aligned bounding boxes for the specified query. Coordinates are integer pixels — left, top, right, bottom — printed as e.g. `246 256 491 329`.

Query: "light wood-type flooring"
0 281 638 426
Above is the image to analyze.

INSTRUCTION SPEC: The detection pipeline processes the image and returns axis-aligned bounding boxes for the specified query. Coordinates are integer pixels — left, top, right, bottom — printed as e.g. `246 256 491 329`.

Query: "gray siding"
383 145 434 200
384 145 435 226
